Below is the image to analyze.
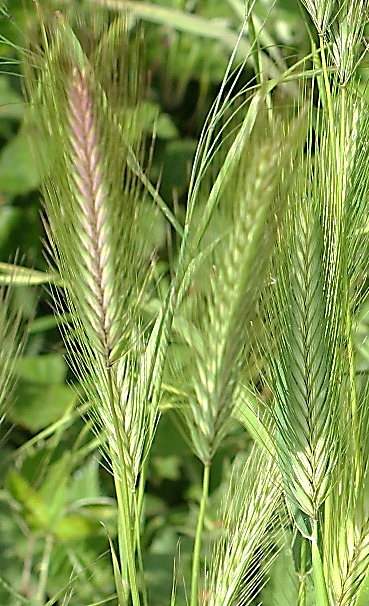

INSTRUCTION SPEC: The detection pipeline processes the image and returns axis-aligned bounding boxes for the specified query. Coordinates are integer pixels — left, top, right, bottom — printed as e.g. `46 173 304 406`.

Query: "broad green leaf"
7 470 50 530
0 206 42 261
38 457 71 525
10 382 77 431
0 75 24 121
152 455 181 481
260 543 298 605
9 354 76 431
91 0 251 58
55 514 97 542
124 102 178 140
0 126 39 194
16 353 67 384
68 457 101 502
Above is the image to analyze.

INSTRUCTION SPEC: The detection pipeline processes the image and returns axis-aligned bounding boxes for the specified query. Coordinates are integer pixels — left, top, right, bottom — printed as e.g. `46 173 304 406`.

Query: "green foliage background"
1 1 369 605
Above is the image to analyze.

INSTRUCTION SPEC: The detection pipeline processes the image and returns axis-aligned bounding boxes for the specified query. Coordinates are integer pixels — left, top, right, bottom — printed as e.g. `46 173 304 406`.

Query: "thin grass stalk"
298 538 307 606
37 534 53 606
319 37 335 146
247 11 272 119
312 520 330 606
338 84 361 490
107 372 141 606
184 0 256 241
178 49 320 281
133 491 148 606
190 463 210 606
335 84 361 490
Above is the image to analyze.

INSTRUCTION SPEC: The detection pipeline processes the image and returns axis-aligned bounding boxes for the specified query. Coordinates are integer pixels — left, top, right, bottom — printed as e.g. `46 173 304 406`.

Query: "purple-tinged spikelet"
67 67 114 359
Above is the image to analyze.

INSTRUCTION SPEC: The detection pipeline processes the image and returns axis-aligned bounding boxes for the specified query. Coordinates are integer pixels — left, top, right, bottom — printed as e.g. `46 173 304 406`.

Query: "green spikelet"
203 448 283 606
23 11 160 603
269 196 340 528
25 9 152 366
169 112 307 465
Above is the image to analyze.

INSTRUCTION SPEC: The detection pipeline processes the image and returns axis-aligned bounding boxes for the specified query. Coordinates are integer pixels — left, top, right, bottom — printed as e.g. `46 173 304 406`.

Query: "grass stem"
134 488 148 606
190 463 210 606
339 83 360 489
37 533 53 606
347 305 360 487
298 538 307 606
107 369 141 606
319 36 335 146
312 520 330 606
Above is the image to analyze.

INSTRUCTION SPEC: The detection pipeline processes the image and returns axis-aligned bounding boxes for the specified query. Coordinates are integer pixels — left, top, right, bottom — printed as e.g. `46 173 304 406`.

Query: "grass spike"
202 448 283 606
298 0 336 35
66 65 115 362
22 8 165 605
169 110 307 465
267 192 342 525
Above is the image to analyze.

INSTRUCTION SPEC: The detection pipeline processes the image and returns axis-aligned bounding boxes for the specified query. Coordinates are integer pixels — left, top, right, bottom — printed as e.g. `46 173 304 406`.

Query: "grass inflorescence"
2 0 369 605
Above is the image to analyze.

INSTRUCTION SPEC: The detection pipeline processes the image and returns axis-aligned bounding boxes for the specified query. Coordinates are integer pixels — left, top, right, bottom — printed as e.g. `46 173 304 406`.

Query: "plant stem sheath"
312 520 330 606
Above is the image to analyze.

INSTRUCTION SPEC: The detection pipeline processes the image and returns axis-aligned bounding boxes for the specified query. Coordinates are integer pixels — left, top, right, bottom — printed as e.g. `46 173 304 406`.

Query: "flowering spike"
67 66 114 359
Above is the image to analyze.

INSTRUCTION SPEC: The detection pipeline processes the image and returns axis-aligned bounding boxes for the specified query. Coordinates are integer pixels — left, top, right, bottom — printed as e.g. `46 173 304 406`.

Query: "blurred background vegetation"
2 1 367 604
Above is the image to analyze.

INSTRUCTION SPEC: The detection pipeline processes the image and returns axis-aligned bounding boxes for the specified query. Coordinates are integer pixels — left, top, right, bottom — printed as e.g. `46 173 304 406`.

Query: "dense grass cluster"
2 0 369 605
